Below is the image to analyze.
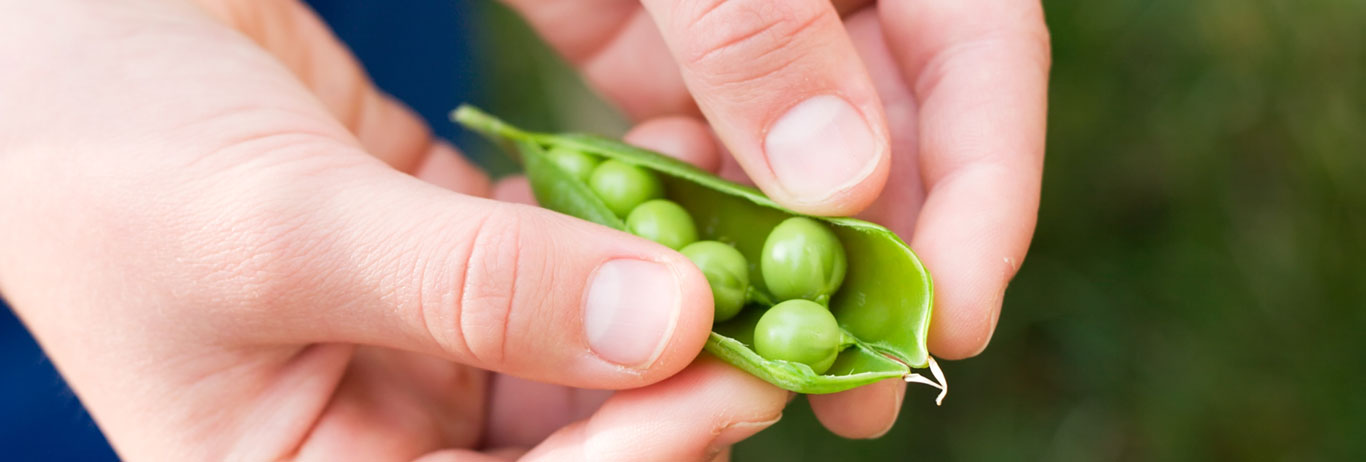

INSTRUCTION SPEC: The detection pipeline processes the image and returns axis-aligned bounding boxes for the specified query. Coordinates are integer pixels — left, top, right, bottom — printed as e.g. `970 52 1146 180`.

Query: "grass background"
467 1 1366 460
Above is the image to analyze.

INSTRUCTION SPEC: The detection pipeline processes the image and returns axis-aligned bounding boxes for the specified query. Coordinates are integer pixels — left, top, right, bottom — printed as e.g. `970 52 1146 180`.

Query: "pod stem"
451 105 531 159
903 356 948 406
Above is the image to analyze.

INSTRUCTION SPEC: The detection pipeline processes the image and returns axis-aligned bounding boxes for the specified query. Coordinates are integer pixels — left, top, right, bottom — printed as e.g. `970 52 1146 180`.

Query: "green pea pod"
453 105 946 399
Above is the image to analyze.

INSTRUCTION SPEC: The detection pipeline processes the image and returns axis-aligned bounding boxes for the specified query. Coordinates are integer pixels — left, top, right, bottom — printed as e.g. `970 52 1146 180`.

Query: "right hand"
505 0 1051 439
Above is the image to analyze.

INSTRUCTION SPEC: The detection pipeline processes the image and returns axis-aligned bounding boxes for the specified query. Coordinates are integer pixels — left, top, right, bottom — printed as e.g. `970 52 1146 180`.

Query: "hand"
505 0 1051 437
0 1 784 460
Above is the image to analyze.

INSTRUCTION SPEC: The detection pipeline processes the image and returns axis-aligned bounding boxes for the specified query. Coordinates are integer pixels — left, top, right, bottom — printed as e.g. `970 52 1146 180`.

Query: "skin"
504 0 1050 439
626 199 699 250
0 0 1047 457
0 1 780 460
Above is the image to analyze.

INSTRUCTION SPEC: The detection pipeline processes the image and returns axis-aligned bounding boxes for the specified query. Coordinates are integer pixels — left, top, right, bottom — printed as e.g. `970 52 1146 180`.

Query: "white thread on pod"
903 356 948 406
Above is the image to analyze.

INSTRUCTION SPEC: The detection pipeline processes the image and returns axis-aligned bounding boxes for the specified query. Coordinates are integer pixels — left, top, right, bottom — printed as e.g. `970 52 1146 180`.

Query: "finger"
830 0 874 16
844 8 924 236
623 116 723 173
807 378 904 439
415 142 493 197
881 0 1050 358
291 348 487 461
503 1 879 121
639 0 891 215
197 0 489 186
501 1 694 119
521 357 786 462
805 10 915 439
492 176 536 205
485 375 613 447
413 449 515 462
211 156 714 389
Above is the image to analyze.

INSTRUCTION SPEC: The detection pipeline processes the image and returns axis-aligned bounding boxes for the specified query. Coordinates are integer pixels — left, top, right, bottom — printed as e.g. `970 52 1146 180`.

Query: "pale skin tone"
0 0 1047 460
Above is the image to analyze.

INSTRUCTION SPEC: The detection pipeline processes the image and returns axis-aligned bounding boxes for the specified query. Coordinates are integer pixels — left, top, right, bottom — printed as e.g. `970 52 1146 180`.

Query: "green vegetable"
627 199 698 250
761 216 848 304
680 240 750 322
753 299 843 374
545 146 601 182
454 105 945 398
589 159 663 217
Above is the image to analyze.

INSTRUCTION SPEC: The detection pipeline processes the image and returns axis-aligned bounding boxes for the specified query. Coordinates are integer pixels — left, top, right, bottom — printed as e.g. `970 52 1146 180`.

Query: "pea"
545 146 600 182
626 199 698 250
589 159 664 217
680 240 750 322
753 299 843 374
760 217 848 303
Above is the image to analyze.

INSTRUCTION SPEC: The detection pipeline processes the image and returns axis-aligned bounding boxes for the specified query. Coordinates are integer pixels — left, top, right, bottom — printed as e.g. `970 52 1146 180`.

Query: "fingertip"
633 245 716 380
914 213 1014 359
636 0 891 217
926 282 1003 359
624 116 723 173
759 95 891 216
911 165 1036 359
808 378 905 439
573 223 713 385
522 356 785 461
413 449 516 462
485 185 710 387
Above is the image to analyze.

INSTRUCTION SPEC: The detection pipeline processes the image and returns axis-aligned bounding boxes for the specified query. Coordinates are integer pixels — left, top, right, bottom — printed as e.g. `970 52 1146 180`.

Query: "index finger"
520 356 787 462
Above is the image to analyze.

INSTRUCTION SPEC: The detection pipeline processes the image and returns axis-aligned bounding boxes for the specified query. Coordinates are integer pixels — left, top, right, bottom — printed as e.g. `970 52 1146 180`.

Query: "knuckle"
676 0 831 87
446 207 528 366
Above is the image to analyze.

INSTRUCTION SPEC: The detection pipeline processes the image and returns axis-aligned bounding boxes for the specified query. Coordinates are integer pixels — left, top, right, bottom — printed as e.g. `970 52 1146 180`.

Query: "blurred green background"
469 1 1365 460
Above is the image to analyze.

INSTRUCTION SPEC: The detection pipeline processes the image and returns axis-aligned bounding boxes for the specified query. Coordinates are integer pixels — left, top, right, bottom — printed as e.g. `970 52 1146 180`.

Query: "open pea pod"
454 105 946 399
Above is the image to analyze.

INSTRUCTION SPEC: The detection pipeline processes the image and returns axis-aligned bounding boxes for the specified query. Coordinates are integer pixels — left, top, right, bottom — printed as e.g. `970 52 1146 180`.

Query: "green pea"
545 146 600 182
753 299 843 374
626 199 698 250
760 217 848 303
680 241 750 322
589 159 663 217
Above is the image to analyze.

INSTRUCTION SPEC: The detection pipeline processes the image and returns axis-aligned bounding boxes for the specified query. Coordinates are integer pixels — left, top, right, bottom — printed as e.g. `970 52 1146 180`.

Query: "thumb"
224 157 713 389
640 0 891 215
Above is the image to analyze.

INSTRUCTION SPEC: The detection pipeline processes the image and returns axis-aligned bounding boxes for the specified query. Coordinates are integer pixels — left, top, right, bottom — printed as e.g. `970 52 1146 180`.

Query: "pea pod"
454 105 946 399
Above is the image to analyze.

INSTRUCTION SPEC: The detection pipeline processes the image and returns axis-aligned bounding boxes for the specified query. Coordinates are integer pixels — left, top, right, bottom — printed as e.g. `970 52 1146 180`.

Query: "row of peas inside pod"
553 146 852 374
454 105 945 400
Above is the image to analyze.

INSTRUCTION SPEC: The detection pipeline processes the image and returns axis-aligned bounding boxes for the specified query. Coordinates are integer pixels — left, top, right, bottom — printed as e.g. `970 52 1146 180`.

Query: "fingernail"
584 259 680 367
764 95 881 203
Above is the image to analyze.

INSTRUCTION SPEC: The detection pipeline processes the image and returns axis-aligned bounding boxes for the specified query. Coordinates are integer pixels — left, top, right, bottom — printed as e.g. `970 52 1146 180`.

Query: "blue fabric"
0 2 477 459
0 301 116 461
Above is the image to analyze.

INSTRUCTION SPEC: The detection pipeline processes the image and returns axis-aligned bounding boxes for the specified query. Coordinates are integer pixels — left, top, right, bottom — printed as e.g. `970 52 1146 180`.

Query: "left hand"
0 1 786 460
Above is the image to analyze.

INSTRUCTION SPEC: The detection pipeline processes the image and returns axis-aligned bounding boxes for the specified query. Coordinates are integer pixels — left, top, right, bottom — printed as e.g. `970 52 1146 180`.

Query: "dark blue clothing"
0 2 477 459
